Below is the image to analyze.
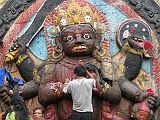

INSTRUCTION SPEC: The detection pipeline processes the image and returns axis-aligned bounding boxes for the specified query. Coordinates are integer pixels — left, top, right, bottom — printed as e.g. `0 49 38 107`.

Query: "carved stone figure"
1 0 160 120
37 1 122 119
115 19 160 120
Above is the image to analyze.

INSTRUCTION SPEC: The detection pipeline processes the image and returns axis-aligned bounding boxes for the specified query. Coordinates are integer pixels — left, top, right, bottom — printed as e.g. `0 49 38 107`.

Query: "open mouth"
132 38 144 47
133 38 143 42
73 45 87 51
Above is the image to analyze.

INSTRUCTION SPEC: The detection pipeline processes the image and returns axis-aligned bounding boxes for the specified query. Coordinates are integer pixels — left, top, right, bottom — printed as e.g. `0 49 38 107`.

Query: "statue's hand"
138 92 149 102
50 82 63 98
5 42 27 65
139 88 159 112
147 94 160 112
51 82 62 92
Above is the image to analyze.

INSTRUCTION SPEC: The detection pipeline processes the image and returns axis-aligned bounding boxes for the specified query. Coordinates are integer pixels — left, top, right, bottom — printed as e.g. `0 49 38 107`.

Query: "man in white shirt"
63 65 97 120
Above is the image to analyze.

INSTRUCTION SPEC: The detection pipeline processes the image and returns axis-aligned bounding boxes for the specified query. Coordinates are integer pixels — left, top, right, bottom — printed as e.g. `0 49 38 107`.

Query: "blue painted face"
61 24 96 56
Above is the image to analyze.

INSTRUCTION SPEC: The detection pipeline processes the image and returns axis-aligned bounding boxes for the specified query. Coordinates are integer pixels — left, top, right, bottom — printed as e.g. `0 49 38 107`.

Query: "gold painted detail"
33 68 41 84
16 55 29 66
128 48 143 57
5 49 20 63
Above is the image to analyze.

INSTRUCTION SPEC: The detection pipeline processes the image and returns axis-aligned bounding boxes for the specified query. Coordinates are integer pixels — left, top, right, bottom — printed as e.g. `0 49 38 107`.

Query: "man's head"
85 64 97 79
85 64 97 72
74 65 87 77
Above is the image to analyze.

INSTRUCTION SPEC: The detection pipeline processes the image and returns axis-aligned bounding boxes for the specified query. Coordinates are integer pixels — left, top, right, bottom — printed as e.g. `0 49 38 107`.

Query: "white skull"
123 30 130 38
85 15 91 23
60 18 67 26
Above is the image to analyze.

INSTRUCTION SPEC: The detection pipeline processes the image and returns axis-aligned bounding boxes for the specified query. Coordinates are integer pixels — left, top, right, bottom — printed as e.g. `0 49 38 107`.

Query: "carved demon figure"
1 0 160 120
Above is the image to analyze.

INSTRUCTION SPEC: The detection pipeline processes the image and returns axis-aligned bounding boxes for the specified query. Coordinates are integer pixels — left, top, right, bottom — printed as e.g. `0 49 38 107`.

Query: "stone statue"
2 0 160 120
37 1 122 119
114 19 160 120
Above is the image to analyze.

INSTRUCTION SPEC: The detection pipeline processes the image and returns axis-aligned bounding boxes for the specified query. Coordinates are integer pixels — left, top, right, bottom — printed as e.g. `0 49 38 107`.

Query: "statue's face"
61 24 96 56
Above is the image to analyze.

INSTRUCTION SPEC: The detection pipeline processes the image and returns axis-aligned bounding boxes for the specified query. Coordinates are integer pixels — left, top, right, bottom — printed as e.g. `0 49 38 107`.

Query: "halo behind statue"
116 19 152 48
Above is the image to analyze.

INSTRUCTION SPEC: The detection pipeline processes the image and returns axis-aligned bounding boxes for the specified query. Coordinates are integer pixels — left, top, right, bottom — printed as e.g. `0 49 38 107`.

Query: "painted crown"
44 0 110 39
53 0 99 30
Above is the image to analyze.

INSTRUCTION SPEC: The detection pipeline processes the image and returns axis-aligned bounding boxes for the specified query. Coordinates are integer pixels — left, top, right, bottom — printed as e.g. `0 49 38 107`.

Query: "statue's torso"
42 57 102 120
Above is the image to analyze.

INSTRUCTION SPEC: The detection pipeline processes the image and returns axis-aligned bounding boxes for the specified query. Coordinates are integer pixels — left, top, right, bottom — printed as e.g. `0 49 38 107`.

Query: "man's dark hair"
85 64 97 72
85 64 113 86
74 65 87 77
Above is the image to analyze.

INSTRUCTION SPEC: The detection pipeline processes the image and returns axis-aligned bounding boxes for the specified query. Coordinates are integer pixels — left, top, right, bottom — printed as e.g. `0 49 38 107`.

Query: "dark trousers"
72 111 92 120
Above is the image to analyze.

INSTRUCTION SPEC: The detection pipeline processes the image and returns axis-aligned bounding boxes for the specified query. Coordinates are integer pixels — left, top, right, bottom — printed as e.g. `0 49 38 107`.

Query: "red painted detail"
147 88 154 95
116 4 139 18
144 40 152 50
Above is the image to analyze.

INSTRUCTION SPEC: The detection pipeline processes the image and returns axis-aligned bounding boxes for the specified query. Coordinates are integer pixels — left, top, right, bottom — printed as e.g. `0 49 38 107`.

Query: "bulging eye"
67 35 74 41
83 33 90 40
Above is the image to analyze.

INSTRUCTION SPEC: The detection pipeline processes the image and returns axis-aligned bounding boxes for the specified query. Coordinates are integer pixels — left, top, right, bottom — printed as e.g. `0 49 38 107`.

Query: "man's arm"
62 78 71 94
92 79 101 93
62 83 70 94
86 70 101 93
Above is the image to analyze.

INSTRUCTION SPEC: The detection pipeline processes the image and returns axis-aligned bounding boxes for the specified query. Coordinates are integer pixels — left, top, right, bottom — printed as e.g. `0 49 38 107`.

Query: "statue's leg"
44 104 58 120
100 101 113 120
119 77 144 102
